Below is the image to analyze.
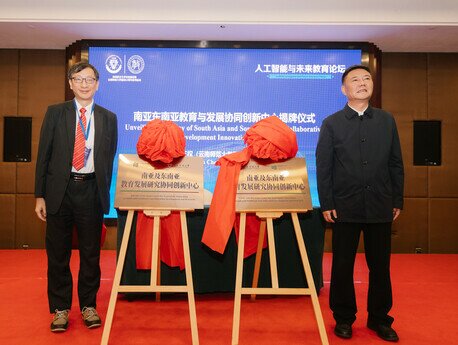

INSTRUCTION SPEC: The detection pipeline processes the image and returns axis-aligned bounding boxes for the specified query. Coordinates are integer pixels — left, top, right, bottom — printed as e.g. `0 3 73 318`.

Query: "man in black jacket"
316 65 404 342
35 61 117 332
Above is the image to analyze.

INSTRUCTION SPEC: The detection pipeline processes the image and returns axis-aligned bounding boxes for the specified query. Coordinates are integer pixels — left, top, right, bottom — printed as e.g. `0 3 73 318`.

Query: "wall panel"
381 53 428 116
0 50 19 162
0 51 19 247
103 225 117 250
382 53 428 198
17 50 65 194
16 164 35 194
0 162 16 193
427 54 458 198
395 117 428 198
429 199 458 253
391 198 428 253
0 194 15 248
15 194 46 248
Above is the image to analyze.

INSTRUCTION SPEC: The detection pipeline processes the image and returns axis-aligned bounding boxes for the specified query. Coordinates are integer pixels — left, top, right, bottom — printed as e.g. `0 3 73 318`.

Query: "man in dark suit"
35 61 117 332
316 65 404 342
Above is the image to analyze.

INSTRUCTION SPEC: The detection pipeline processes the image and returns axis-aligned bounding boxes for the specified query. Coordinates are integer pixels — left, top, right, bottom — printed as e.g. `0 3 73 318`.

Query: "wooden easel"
231 211 329 345
101 208 199 345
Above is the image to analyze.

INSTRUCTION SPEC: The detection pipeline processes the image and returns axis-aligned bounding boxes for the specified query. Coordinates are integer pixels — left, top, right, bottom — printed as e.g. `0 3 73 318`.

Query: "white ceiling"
1 0 457 52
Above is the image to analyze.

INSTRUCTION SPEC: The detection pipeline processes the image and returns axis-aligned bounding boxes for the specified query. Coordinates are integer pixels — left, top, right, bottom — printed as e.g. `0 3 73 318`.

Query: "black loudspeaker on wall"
3 116 32 162
413 120 441 166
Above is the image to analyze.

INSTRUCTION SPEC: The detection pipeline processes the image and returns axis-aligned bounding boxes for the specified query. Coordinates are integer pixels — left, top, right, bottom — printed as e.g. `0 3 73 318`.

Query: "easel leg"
266 217 279 289
291 213 329 345
251 220 266 301
180 211 199 345
232 212 247 345
156 255 161 302
149 216 161 301
101 210 134 345
150 216 160 288
251 219 266 301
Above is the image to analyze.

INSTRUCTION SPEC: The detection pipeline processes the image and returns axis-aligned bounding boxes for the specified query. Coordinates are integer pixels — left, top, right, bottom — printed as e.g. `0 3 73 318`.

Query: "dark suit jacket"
35 100 118 215
315 104 404 223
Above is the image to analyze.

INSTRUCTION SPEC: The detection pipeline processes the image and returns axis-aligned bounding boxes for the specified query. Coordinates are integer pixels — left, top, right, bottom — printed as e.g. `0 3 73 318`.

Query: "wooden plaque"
114 154 204 210
235 157 312 212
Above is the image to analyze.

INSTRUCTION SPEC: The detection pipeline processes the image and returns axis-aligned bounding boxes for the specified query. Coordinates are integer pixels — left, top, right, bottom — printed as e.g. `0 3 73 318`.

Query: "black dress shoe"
367 321 399 342
334 323 352 339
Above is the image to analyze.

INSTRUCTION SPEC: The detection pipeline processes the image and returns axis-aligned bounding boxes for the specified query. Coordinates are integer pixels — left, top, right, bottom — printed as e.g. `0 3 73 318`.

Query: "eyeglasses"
71 76 97 84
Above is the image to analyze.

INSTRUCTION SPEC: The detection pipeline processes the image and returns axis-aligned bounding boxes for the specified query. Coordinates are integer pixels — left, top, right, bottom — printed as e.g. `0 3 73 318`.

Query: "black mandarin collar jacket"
316 104 404 223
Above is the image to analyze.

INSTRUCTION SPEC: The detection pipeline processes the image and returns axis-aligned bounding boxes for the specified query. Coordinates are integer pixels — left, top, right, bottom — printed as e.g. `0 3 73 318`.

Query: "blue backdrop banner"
89 46 361 217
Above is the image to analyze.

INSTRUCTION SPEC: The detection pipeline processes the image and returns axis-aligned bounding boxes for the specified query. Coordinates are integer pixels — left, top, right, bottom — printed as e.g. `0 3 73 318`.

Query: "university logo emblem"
105 55 122 74
127 55 145 74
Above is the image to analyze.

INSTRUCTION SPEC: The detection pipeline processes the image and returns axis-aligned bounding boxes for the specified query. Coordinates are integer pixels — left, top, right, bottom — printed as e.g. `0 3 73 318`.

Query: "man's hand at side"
322 209 337 223
35 198 47 221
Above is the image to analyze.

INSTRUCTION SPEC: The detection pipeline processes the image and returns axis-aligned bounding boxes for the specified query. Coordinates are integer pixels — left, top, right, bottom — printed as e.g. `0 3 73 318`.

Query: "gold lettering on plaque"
236 158 312 212
115 154 204 210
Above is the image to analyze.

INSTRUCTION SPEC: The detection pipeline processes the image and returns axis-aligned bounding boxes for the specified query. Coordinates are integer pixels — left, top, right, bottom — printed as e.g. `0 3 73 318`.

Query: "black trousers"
45 178 103 313
330 222 394 326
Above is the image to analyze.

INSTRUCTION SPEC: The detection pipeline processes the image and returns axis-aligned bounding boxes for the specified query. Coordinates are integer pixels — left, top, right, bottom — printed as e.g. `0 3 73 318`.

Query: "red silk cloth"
201 116 298 255
135 119 186 270
136 119 186 163
135 211 185 270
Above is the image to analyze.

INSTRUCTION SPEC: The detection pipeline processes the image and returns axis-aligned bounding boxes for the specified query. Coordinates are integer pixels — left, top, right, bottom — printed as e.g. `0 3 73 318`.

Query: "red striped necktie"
72 107 87 171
